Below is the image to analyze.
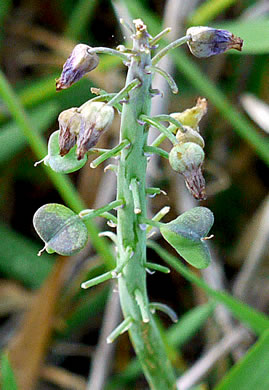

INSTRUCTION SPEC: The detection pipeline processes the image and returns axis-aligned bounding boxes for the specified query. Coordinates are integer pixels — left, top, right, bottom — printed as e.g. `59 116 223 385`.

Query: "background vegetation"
0 0 268 389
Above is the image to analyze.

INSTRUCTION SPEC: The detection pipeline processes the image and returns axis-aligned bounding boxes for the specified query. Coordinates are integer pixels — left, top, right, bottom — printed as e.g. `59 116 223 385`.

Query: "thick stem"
116 22 176 390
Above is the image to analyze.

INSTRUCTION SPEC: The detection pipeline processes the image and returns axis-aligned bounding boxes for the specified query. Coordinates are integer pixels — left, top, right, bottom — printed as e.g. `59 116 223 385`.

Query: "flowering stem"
115 21 176 389
152 35 190 65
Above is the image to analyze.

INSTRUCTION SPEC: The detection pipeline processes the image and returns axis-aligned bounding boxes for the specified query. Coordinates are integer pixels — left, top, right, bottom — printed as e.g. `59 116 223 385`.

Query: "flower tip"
230 34 243 52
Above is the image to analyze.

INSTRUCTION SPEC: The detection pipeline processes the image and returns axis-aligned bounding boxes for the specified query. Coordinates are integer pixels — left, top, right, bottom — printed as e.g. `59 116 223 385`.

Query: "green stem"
146 66 178 94
149 303 178 323
0 69 115 270
81 271 113 289
150 124 178 148
152 115 185 131
140 115 178 145
80 200 124 219
86 47 129 62
107 78 140 107
146 206 170 234
152 35 190 65
146 187 167 196
130 178 142 214
116 23 176 390
145 262 170 274
107 317 133 344
144 145 169 159
90 139 130 168
149 27 171 46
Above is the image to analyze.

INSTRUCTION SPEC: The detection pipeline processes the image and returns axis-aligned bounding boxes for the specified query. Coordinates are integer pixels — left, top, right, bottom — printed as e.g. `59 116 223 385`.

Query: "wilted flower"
76 102 114 160
171 98 207 131
186 27 243 58
58 108 81 156
56 44 99 91
58 101 114 160
169 143 206 200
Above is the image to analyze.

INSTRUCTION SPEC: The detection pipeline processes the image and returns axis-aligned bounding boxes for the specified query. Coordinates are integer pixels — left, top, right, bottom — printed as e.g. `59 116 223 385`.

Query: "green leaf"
212 19 269 55
33 203 88 256
214 329 269 390
149 241 269 336
188 0 237 26
1 354 18 390
0 223 53 289
0 102 59 165
166 302 215 348
160 207 214 269
44 130 87 174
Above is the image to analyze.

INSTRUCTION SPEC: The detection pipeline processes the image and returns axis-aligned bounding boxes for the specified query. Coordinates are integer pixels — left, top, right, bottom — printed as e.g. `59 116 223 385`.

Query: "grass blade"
148 241 269 336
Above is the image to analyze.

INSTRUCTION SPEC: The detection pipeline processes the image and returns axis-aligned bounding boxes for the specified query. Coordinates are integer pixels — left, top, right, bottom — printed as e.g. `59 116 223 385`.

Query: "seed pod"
186 27 243 58
56 44 99 91
171 97 207 131
160 207 214 269
33 204 88 256
76 102 114 160
58 108 81 156
169 143 206 200
176 125 205 148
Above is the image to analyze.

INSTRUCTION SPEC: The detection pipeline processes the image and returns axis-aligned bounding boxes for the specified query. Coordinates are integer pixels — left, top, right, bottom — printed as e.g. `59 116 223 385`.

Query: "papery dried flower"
56 44 99 91
186 27 243 58
76 102 114 160
58 108 81 156
169 143 206 200
171 98 207 130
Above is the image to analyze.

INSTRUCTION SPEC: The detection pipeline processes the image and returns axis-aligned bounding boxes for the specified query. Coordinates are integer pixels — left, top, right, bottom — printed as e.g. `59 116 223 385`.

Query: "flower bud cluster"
58 101 114 160
169 98 207 200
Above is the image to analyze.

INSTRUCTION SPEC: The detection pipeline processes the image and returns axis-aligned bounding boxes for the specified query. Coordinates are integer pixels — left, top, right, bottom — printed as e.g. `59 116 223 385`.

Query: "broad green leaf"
33 203 88 256
44 130 87 173
214 329 269 390
212 19 269 54
1 354 18 390
160 207 214 269
149 241 269 336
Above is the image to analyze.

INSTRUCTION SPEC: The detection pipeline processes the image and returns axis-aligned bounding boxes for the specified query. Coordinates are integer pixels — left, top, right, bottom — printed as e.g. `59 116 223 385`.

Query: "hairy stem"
116 22 176 390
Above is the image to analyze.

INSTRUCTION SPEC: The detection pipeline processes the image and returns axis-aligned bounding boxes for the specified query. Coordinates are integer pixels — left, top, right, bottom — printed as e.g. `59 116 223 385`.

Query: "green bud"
160 207 214 269
176 125 205 148
169 143 206 200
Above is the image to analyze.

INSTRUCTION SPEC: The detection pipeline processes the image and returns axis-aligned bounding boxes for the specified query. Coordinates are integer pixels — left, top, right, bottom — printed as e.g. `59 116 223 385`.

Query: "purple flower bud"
186 27 243 58
58 108 81 156
56 44 99 91
76 102 114 160
169 143 206 200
